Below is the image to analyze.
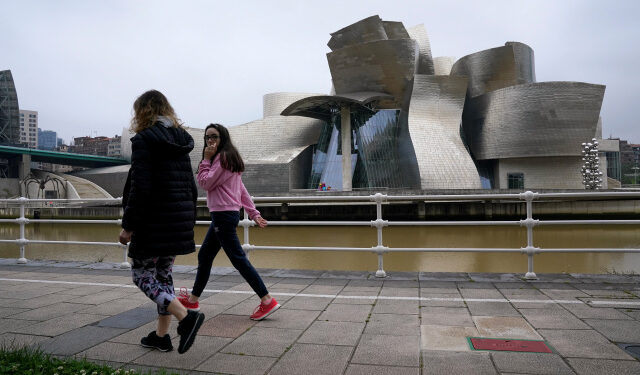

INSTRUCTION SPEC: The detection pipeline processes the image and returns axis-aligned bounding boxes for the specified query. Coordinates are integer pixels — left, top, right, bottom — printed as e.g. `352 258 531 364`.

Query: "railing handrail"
1 191 639 278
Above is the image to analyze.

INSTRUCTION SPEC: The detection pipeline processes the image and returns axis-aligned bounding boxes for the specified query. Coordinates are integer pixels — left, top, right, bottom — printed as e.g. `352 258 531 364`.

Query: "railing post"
370 193 389 278
120 244 131 269
240 208 254 257
17 197 28 264
519 191 539 280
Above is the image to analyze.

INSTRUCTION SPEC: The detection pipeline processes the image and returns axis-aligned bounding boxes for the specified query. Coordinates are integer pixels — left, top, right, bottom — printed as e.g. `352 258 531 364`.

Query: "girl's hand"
254 216 268 228
204 143 217 160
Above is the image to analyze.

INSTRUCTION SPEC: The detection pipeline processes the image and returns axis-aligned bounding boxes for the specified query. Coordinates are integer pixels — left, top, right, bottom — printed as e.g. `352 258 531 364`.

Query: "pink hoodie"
197 155 260 219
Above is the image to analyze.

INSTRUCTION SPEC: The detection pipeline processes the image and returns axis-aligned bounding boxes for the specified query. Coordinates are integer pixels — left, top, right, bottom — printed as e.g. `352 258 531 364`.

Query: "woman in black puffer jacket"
119 89 204 354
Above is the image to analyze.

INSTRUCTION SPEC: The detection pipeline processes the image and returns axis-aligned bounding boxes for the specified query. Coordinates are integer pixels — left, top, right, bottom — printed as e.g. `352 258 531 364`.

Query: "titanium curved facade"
450 43 536 98
408 75 482 189
327 39 418 108
462 81 605 160
263 92 324 118
433 57 456 75
327 15 388 51
0 70 21 145
406 24 435 75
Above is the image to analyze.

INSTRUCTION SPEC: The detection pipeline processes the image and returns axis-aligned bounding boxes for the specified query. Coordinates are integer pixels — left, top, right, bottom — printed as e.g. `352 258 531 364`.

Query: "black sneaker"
177 310 205 354
140 331 173 352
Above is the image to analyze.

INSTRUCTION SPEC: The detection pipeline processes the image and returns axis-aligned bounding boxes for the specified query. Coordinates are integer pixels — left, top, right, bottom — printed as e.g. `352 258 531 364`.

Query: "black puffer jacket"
122 121 197 259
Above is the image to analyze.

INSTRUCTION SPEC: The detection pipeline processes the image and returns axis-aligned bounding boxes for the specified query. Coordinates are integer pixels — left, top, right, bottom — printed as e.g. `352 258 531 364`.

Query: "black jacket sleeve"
191 174 198 220
121 136 152 231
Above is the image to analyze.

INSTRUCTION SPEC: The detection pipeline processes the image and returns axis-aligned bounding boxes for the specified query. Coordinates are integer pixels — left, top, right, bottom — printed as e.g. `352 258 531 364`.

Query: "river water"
0 223 638 274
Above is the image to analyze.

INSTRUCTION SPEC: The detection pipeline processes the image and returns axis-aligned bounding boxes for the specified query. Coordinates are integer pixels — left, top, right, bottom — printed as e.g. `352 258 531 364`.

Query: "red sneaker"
250 298 280 320
177 287 200 311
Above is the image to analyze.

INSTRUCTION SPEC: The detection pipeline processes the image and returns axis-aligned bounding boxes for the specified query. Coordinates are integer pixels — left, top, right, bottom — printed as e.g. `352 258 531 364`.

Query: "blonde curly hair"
130 90 182 133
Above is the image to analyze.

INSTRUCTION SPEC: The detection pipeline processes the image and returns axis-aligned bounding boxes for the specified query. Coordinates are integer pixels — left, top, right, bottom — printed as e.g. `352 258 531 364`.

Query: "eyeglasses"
205 135 220 141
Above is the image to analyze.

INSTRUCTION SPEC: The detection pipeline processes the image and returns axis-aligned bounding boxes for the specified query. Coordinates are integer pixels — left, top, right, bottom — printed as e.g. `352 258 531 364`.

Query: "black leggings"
192 211 268 298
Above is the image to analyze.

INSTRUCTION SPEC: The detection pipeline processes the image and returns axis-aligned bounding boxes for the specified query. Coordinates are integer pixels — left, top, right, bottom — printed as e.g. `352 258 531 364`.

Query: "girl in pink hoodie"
179 123 279 320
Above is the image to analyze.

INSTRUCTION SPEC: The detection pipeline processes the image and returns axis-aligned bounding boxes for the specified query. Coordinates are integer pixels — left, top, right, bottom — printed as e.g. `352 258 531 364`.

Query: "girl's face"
205 127 220 147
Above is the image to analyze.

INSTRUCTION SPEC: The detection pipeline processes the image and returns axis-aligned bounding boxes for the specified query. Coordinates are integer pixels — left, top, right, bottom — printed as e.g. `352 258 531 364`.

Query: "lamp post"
581 138 603 190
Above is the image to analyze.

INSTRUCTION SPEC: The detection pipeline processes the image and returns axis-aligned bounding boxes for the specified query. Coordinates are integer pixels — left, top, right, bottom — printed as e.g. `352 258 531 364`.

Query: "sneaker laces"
179 287 190 299
253 303 267 315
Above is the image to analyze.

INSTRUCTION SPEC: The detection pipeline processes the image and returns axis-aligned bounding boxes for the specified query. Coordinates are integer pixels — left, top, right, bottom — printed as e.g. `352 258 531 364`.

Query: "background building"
38 129 57 150
107 135 121 158
71 136 110 156
0 70 21 145
83 15 616 194
19 110 38 148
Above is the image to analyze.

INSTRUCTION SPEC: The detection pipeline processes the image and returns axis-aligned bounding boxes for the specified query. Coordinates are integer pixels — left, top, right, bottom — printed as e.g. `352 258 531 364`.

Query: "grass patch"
0 345 179 375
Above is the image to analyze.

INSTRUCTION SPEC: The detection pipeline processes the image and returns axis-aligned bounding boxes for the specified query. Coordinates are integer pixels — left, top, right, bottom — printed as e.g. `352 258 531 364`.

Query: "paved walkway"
0 259 639 375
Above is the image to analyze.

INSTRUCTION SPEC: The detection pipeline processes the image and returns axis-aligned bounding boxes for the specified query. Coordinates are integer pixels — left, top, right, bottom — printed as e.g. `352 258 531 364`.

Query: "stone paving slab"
77 341 150 363
352 334 420 367
96 303 157 329
539 329 634 360
37 325 128 356
566 358 640 375
198 314 257 338
583 318 640 342
268 343 353 375
420 325 479 352
420 307 474 327
491 352 574 375
519 308 591 329
196 352 278 375
297 320 364 346
318 303 372 322
345 364 420 375
421 351 496 375
15 313 106 336
221 327 301 357
364 313 420 336
472 316 542 340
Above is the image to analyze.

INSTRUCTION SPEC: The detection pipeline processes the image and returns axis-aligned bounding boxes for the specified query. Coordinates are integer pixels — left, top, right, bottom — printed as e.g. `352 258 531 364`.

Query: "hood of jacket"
135 116 194 156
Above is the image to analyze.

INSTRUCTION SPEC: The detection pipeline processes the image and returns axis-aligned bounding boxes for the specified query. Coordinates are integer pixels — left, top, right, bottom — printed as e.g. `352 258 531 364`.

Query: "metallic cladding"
383 21 410 39
280 92 393 121
263 92 324 118
506 42 536 83
406 24 435 75
408 75 482 189
327 39 419 108
450 43 536 98
327 15 387 51
462 81 606 160
433 57 456 75
0 70 21 145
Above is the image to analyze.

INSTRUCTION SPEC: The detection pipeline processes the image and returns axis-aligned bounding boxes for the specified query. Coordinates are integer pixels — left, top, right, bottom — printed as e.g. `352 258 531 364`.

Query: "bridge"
0 144 129 178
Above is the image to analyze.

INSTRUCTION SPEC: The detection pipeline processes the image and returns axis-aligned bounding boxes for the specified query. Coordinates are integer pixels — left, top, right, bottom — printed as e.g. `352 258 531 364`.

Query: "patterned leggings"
131 256 176 315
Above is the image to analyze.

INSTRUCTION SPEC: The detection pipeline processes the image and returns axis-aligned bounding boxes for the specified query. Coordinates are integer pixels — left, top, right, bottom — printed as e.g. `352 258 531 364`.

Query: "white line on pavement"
1 277 639 306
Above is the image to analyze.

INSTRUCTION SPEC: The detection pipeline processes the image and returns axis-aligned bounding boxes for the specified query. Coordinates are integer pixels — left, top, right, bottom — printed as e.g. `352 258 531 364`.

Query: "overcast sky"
3 0 639 144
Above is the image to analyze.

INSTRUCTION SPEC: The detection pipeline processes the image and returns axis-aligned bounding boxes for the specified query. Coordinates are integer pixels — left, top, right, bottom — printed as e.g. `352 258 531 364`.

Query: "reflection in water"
0 223 638 274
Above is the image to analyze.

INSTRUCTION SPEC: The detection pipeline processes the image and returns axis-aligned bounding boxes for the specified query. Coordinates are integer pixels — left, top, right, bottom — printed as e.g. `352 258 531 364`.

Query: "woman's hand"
119 229 132 245
254 216 268 228
204 143 217 160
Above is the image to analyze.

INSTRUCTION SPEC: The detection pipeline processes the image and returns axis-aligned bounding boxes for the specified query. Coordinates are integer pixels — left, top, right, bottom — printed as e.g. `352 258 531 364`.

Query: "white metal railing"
1 191 639 279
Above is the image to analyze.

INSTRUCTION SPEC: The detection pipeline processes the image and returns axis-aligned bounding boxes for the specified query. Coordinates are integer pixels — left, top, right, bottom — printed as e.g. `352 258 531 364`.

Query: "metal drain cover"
468 337 553 353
